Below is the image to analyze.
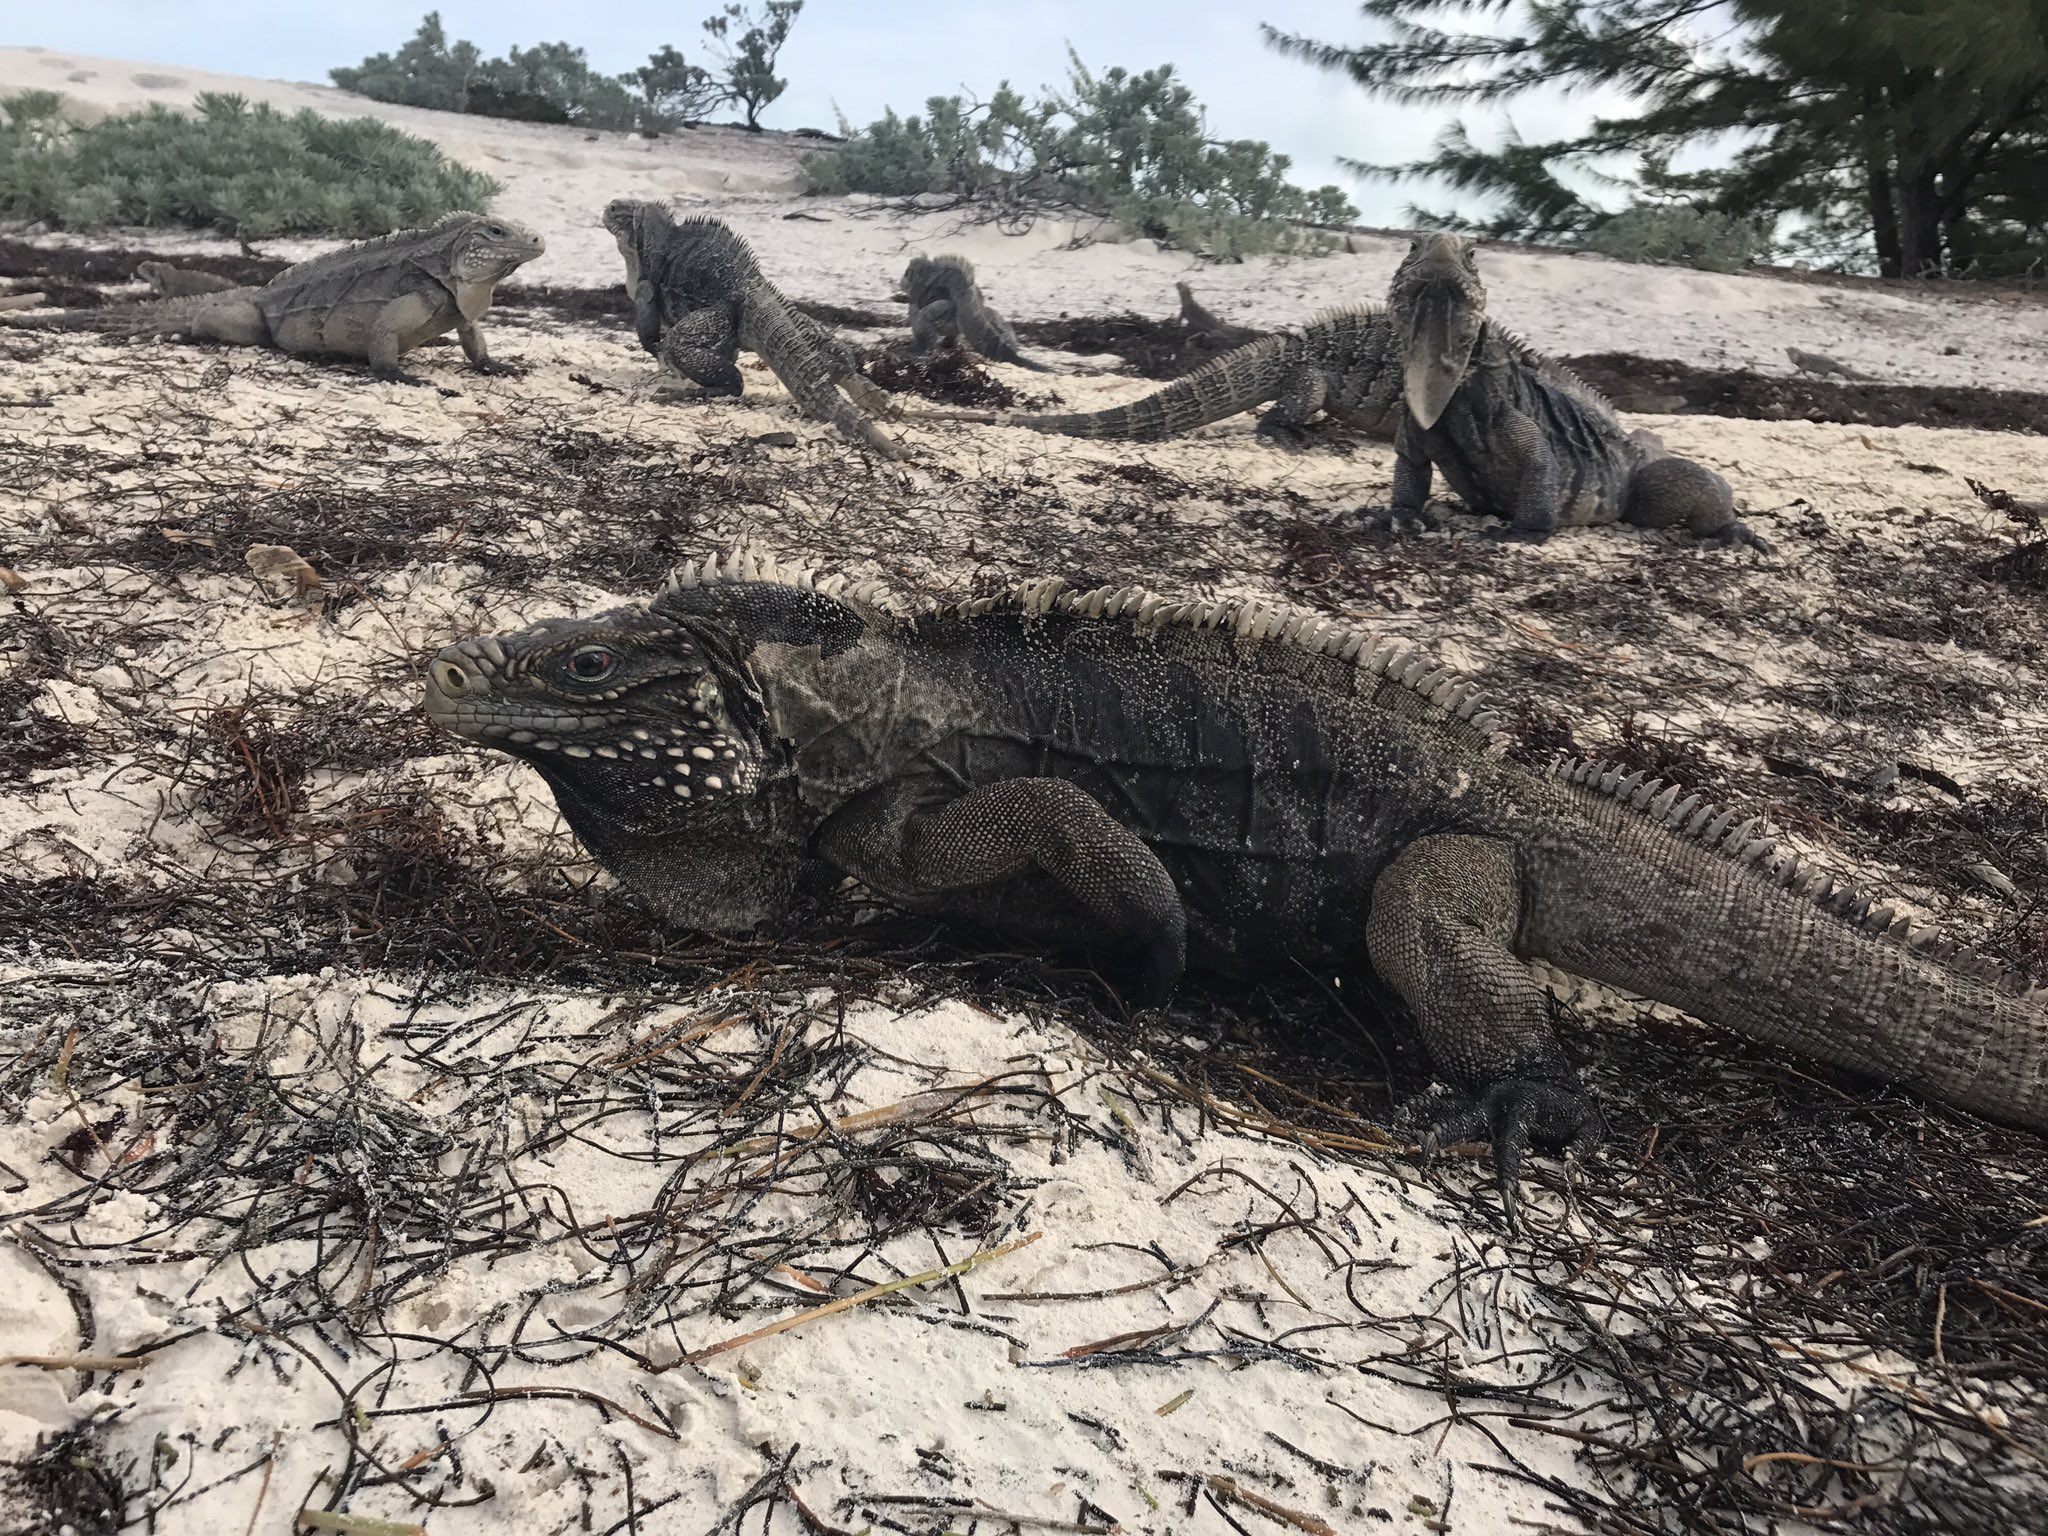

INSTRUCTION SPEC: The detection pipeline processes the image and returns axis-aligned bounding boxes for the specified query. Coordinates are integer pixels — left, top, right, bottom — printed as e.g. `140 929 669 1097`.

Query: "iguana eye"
567 647 617 682
487 223 507 238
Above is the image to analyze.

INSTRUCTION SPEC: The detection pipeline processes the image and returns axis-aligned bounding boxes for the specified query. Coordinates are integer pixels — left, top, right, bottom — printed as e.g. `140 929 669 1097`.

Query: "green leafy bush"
0 91 500 238
801 52 1357 258
332 10 770 132
1580 205 1771 273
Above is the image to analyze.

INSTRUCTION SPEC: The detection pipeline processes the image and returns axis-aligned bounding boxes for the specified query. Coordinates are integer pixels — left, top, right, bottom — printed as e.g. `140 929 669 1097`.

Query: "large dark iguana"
901 254 1051 372
423 558 2047 1210
1390 232 1765 548
913 306 1402 444
603 200 905 460
4 213 545 382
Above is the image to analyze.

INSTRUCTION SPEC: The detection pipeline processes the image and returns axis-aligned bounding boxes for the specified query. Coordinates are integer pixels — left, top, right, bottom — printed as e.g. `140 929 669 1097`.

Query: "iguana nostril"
433 660 469 695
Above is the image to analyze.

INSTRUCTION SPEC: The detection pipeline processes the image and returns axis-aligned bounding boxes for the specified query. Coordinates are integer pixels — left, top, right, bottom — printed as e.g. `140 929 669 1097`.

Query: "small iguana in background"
603 200 905 460
1390 232 1765 548
913 306 1401 444
901 253 1051 372
1174 280 1264 352
423 557 2047 1215
135 261 244 298
3 213 545 382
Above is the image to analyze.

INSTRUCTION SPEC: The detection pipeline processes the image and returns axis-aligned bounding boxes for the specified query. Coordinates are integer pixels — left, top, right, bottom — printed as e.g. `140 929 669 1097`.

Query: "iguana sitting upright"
901 254 1050 371
1389 232 1765 548
914 306 1400 444
603 200 905 460
424 557 2047 1214
4 213 545 382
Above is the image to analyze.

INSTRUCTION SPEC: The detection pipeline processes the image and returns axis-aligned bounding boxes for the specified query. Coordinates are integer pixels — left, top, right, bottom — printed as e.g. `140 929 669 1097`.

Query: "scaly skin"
914 307 1402 444
1388 233 1766 548
604 200 904 459
903 254 1050 371
8 213 545 382
423 559 2048 1215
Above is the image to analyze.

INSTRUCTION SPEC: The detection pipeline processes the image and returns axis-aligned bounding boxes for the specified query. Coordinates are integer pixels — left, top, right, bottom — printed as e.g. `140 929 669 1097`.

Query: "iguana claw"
471 358 527 378
1404 1078 1605 1231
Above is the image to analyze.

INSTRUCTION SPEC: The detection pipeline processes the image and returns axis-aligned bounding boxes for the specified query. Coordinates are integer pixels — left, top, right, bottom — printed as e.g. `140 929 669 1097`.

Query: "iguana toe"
471 357 527 378
1407 1077 1606 1232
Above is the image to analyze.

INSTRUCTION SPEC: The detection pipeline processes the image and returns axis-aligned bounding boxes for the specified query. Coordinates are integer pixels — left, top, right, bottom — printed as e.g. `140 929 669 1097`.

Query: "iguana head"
603 198 673 293
423 601 801 927
902 254 971 304
1389 232 1487 429
448 214 547 284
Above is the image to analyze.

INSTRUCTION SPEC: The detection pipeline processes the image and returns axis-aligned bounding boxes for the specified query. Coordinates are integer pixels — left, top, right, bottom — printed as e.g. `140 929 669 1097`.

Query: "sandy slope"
6 44 2048 391
2 49 2046 1536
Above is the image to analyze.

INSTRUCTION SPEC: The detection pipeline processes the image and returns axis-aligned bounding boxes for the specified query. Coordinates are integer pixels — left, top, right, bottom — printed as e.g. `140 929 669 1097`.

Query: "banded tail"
928 333 1300 441
746 284 906 460
1541 757 2048 1131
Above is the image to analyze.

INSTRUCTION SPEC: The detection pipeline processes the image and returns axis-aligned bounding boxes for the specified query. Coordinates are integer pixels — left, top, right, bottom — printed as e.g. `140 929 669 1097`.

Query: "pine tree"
1265 0 2048 276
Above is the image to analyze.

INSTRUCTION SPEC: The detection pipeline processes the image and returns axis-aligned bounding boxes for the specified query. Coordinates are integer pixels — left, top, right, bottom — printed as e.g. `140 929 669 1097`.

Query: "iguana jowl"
902 254 1050 371
603 200 905 459
1391 233 1765 547
424 558 2048 1203
6 213 545 382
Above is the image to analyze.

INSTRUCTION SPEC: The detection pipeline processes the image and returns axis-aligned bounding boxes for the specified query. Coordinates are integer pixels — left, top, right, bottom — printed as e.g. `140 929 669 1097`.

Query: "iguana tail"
1536 762 2048 1131
745 284 907 460
0 291 254 337
919 333 1301 440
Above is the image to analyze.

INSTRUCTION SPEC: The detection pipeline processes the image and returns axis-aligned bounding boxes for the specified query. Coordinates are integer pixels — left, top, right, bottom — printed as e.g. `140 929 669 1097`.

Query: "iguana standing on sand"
902 253 1050 371
1390 232 1765 548
603 200 905 460
424 556 2047 1213
4 213 545 382
914 306 1401 444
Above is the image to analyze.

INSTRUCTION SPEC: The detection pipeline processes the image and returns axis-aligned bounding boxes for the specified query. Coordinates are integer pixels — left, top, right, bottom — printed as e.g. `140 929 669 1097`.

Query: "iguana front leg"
632 279 665 356
1384 416 1439 531
455 312 523 376
657 306 744 396
818 776 1188 1005
909 299 956 354
1254 365 1327 446
1365 833 1603 1223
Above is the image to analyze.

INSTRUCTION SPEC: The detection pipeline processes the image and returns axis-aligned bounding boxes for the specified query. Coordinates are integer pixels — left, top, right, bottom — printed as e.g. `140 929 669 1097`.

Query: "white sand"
3 48 2046 1536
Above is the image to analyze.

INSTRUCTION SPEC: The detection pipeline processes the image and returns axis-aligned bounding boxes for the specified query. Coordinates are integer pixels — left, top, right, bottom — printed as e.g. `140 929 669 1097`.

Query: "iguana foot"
1363 504 1441 535
1706 521 1773 556
1255 422 1313 450
470 357 527 378
1480 524 1555 545
1403 1078 1604 1231
372 367 431 388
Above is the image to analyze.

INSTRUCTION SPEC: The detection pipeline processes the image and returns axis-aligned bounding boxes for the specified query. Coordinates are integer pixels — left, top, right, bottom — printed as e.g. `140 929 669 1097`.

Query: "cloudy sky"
21 1 1623 226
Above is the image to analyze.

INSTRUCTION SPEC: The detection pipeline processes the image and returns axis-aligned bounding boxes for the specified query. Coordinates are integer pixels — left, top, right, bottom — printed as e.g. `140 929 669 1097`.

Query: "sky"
17 1 1629 227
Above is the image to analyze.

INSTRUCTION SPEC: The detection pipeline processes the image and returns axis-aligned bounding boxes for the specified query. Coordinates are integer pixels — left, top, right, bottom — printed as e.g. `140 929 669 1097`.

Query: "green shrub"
332 11 745 132
801 52 1357 258
0 91 500 238
1581 205 1771 273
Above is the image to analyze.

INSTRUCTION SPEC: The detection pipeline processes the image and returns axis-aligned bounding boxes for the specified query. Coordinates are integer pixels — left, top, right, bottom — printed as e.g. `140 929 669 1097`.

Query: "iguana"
4 214 545 382
913 306 1401 444
1175 281 1264 352
902 254 1051 371
422 556 2048 1214
603 200 905 460
1390 233 1765 548
135 261 243 298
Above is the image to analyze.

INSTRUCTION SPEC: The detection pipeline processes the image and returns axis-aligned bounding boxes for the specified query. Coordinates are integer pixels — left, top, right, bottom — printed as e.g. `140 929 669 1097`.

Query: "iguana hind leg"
1254 365 1327 446
658 306 744 396
819 776 1188 1006
1625 455 1771 552
1366 833 1603 1218
181 297 270 349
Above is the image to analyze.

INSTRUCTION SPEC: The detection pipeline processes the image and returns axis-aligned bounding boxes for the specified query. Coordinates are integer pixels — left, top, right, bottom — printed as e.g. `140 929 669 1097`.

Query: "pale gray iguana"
901 253 1051 371
4 213 546 382
423 556 2046 1213
1389 232 1766 548
603 200 905 459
